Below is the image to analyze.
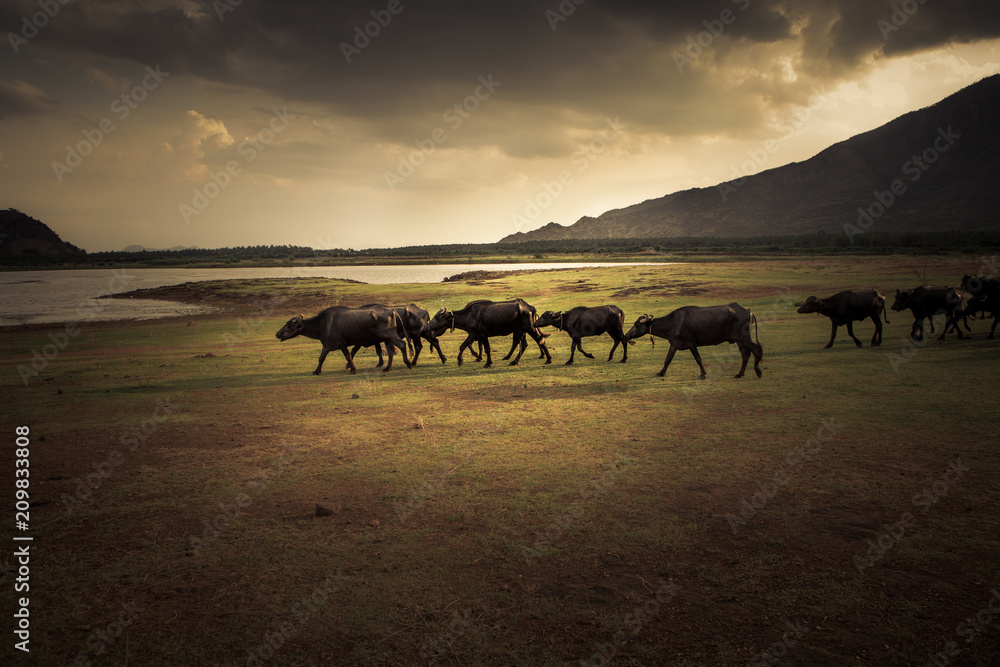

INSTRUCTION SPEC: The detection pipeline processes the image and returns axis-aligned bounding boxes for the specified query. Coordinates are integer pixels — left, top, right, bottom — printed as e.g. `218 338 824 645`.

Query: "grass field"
2 255 999 666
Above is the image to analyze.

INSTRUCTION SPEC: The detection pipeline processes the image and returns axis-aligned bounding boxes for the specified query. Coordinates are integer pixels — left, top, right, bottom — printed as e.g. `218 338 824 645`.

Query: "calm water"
0 263 664 326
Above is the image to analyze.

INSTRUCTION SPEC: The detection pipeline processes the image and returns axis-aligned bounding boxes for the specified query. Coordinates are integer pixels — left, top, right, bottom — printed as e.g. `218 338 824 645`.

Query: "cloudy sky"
1 0 999 252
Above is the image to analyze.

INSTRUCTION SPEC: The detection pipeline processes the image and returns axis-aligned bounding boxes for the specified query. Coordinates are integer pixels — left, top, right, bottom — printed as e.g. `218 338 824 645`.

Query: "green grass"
2 256 999 665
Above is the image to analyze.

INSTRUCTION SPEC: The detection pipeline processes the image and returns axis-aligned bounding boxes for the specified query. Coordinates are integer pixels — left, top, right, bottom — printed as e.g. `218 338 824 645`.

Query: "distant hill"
122 244 200 252
0 209 85 258
500 74 1000 243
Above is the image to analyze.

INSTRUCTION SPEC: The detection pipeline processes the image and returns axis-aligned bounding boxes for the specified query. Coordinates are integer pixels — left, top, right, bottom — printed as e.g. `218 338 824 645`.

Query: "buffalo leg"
566 338 577 365
989 317 998 339
846 321 862 348
528 329 552 364
656 345 678 377
508 334 528 366
870 315 882 347
735 344 751 378
689 347 709 379
410 337 423 366
384 335 412 371
340 347 357 375
825 321 839 348
424 333 447 364
751 341 763 378
347 344 362 369
457 335 478 367
314 346 332 375
482 338 494 368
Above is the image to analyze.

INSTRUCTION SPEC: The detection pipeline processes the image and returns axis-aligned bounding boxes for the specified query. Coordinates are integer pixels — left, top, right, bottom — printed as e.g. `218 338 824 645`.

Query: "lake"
0 263 664 326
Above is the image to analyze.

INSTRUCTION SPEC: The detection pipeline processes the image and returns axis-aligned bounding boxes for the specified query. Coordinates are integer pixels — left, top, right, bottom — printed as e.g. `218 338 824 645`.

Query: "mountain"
0 209 86 258
500 75 1000 243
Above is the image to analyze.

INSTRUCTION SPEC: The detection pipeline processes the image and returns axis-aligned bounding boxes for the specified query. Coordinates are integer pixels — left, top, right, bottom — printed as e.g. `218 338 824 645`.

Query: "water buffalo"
276 305 411 375
461 299 548 363
623 303 763 379
890 286 967 341
796 290 888 348
424 299 551 368
352 303 446 366
534 305 630 364
959 274 1000 319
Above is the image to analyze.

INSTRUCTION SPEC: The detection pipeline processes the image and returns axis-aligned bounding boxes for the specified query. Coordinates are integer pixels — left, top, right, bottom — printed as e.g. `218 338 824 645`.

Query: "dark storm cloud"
0 79 54 118
4 0 999 133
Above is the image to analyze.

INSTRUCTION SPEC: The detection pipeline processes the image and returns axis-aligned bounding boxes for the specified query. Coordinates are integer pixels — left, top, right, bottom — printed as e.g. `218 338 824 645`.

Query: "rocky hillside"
0 209 85 258
501 75 1000 242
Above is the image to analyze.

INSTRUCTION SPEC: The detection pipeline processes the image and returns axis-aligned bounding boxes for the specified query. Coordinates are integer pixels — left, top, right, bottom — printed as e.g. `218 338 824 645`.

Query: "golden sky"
1 0 998 251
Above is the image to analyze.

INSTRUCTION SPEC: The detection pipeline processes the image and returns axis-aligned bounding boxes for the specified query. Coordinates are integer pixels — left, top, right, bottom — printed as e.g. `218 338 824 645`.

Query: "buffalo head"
796 296 823 314
623 314 653 342
533 310 563 329
275 315 305 341
891 288 914 311
423 308 453 337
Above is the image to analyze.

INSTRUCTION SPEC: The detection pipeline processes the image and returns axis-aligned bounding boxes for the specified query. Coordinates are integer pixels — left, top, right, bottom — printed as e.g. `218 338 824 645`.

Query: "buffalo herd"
275 274 998 378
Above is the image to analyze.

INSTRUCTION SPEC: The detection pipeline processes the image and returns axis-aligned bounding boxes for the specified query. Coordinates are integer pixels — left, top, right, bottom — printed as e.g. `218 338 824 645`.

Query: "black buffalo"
352 303 446 366
623 303 763 379
967 293 1000 339
890 286 967 341
959 274 1000 319
424 299 551 368
796 290 888 348
457 299 547 364
276 305 411 375
534 305 629 364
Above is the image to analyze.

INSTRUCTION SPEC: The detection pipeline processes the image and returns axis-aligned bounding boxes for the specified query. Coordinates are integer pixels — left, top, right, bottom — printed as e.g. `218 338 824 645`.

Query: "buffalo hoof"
698 375 707 380
508 361 519 366
733 373 743 379
755 368 763 378
824 343 833 349
583 353 595 360
484 362 493 369
457 358 463 367
564 360 574 366
544 359 552 365
348 369 356 375
656 371 665 377
440 357 447 364
854 341 863 348
312 370 322 376
619 359 627 364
